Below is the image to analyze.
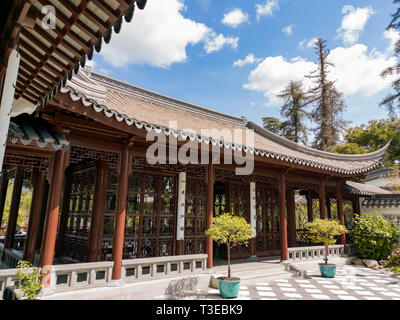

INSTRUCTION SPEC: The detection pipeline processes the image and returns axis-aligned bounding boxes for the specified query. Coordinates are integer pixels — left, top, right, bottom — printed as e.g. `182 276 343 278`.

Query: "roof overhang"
1 0 147 111
53 82 389 177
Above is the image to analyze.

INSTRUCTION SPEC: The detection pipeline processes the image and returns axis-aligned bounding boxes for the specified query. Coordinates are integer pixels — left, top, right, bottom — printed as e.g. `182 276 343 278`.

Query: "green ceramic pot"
319 264 337 278
218 278 241 299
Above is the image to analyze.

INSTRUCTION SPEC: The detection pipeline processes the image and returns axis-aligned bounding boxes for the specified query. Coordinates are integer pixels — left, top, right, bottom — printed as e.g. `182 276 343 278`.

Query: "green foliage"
15 261 44 300
1 180 32 233
277 80 310 144
381 247 400 273
352 214 400 261
305 219 348 247
334 118 400 167
262 117 284 135
205 213 254 249
205 213 254 278
333 143 367 155
306 38 348 151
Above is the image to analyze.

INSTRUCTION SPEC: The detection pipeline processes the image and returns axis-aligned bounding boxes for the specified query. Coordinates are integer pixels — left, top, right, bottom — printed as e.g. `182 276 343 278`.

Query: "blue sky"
88 0 398 131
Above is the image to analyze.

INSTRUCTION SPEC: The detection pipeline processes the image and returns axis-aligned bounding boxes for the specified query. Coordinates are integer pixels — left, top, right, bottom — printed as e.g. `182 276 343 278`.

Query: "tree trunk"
324 244 329 264
227 243 231 279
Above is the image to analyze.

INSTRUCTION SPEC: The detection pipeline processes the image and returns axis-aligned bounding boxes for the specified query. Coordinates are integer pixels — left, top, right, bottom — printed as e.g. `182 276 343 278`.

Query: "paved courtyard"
202 266 400 300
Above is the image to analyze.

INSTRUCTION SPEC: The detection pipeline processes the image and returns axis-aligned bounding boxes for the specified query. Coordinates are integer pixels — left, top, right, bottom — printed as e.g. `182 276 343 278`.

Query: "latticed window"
255 184 280 254
62 166 96 261
184 178 206 255
110 172 178 260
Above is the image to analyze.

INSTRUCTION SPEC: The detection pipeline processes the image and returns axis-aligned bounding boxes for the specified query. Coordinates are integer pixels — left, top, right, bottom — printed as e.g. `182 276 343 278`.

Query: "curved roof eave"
247 121 390 163
57 85 385 176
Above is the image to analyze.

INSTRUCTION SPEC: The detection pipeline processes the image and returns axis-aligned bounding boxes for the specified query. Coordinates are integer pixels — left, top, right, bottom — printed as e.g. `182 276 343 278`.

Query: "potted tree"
305 219 348 278
205 213 254 298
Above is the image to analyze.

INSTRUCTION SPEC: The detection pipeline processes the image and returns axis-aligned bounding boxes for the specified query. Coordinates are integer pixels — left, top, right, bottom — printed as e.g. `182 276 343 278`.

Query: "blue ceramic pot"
319 264 336 278
218 279 241 299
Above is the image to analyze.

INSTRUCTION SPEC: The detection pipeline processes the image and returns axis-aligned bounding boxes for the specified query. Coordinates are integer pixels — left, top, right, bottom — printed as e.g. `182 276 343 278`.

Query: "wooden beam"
0 173 9 227
279 171 288 261
69 133 123 153
336 181 346 252
23 169 46 263
39 149 67 287
88 160 108 262
205 163 214 270
319 178 327 219
111 144 130 282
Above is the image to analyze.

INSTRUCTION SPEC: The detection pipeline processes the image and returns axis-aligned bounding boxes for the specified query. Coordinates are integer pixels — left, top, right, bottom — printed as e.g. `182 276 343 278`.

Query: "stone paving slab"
199 266 400 300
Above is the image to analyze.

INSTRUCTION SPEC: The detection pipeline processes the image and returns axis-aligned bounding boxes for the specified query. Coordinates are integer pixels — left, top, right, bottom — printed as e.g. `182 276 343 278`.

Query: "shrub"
305 219 348 264
205 213 254 279
352 214 400 261
15 261 44 300
380 247 400 273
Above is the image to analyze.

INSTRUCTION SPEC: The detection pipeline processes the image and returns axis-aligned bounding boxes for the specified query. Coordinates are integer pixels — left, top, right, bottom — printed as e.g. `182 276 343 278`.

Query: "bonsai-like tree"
205 213 254 279
305 219 348 264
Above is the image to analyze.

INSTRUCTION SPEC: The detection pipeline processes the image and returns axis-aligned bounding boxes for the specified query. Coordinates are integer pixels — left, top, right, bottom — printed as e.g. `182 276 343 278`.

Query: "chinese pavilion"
0 0 390 291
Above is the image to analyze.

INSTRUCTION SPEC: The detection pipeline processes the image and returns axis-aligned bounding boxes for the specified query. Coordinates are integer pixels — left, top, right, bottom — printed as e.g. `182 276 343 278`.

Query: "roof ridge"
246 121 390 162
88 70 247 126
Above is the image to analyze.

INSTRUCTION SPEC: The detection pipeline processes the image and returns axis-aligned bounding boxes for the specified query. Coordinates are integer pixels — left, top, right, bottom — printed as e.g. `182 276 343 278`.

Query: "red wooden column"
336 181 346 252
319 178 327 219
2 168 23 260
306 191 313 222
88 160 108 262
23 169 46 264
352 197 361 216
55 173 72 258
287 189 297 248
111 145 130 283
279 171 288 261
39 149 67 288
326 197 332 219
0 172 9 228
205 163 215 270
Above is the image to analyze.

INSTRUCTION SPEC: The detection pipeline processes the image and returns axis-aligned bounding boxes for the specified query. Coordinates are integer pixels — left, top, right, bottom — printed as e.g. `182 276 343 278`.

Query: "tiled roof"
8 115 69 150
362 194 400 208
344 181 392 196
58 68 390 175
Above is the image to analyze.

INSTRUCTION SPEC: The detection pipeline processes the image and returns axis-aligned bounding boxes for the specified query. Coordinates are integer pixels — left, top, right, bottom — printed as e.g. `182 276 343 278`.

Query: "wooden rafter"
10 0 139 104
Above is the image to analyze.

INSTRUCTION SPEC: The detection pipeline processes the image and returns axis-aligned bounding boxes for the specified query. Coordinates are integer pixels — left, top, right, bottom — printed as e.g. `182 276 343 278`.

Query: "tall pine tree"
306 38 347 151
380 0 400 117
277 80 310 144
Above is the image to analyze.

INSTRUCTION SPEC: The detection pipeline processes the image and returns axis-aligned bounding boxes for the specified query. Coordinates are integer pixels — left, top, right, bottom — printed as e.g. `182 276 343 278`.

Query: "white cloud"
204 33 239 54
222 8 249 28
282 25 294 36
384 28 400 54
337 6 375 46
244 56 315 106
100 0 236 68
255 1 279 20
233 54 262 68
329 44 395 96
244 41 396 106
299 37 318 49
86 60 96 69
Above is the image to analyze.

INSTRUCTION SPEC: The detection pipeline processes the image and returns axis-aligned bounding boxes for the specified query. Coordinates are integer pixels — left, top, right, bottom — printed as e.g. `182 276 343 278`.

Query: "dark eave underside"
6 0 147 108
